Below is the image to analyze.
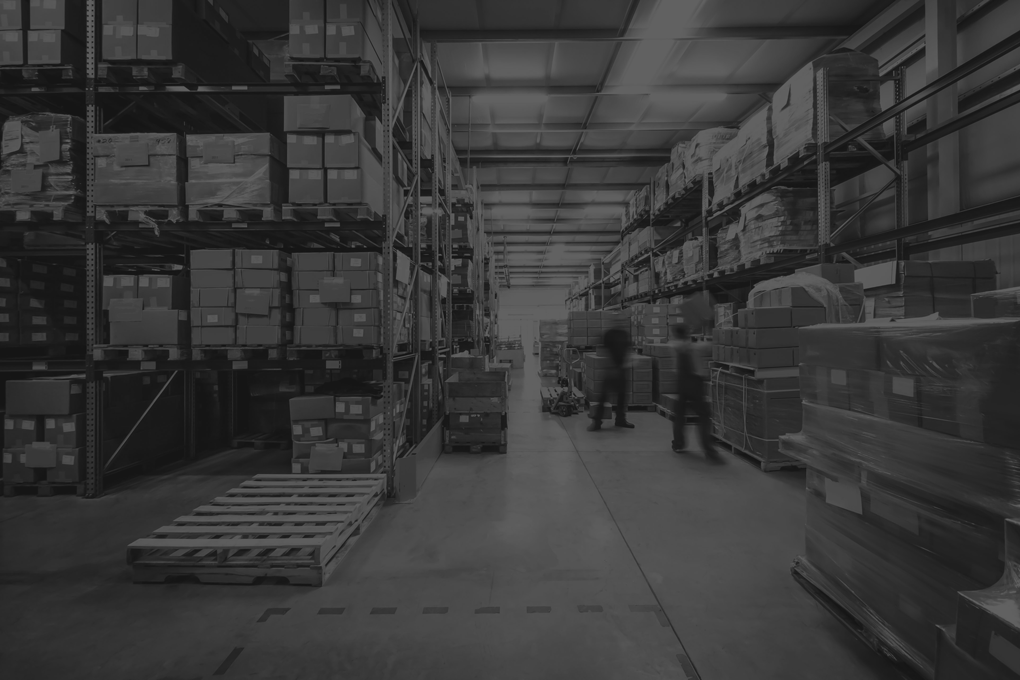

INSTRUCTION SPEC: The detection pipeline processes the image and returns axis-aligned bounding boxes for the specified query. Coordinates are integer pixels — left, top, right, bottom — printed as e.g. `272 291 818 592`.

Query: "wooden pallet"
232 432 291 450
4 481 85 497
0 205 83 223
188 205 282 223
285 346 383 361
93 345 187 362
98 62 196 85
96 206 183 224
444 443 507 454
284 59 379 85
713 431 804 472
654 404 699 423
791 557 928 678
282 204 381 222
710 361 799 380
127 474 386 586
192 345 287 361
0 64 81 84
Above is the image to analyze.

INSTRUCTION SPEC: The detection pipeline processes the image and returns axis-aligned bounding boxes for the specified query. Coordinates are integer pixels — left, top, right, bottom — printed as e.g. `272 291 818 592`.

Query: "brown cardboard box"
194 308 235 326
289 20 324 59
326 167 383 212
47 446 84 482
44 413 85 448
0 29 25 64
191 266 237 287
103 274 138 309
341 325 380 345
295 271 332 290
338 308 381 326
239 249 288 270
308 442 345 472
191 287 234 307
293 252 334 271
289 168 324 204
286 133 324 168
292 419 327 442
6 379 84 415
27 29 84 65
4 415 40 448
318 277 351 303
191 326 235 345
238 310 290 326
324 133 374 168
338 252 382 272
0 0 30 29
237 325 289 345
296 290 330 308
295 325 336 344
190 249 234 269
25 441 57 468
138 275 188 309
110 309 189 344
289 394 335 420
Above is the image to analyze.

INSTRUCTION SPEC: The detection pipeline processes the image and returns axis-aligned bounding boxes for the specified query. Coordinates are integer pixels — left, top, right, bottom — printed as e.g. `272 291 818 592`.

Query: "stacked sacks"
712 105 773 210
683 127 737 179
781 317 1020 675
736 187 818 263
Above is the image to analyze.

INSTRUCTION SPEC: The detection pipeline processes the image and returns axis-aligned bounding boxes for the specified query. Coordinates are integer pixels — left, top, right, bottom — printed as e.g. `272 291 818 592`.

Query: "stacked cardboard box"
630 303 680 345
583 351 652 412
106 273 189 345
190 248 294 346
780 318 1020 673
652 162 670 215
185 133 286 211
285 95 383 214
644 343 678 401
713 107 772 209
972 285 1020 318
293 251 384 346
0 113 85 211
683 127 737 179
0 0 84 66
668 141 688 195
0 259 84 348
288 392 385 473
93 132 185 210
682 236 713 277
772 51 883 165
445 367 508 449
855 260 997 320
289 0 383 71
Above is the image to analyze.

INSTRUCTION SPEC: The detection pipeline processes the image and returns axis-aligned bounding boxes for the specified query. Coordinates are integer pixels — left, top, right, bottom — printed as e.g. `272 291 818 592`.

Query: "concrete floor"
0 357 907 680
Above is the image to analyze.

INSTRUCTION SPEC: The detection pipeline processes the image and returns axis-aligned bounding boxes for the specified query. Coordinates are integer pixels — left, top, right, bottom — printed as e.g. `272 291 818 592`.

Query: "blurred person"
669 324 717 456
588 323 635 431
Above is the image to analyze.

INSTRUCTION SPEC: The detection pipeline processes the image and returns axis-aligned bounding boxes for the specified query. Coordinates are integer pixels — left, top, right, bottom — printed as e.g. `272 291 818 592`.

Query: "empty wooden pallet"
127 474 386 586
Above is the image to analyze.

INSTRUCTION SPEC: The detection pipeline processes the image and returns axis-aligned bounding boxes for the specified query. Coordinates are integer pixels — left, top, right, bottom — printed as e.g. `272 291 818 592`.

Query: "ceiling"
223 0 890 287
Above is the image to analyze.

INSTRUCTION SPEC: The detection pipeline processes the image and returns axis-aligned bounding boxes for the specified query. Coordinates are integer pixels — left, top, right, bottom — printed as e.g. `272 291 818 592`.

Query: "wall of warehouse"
498 287 568 350
833 0 1020 287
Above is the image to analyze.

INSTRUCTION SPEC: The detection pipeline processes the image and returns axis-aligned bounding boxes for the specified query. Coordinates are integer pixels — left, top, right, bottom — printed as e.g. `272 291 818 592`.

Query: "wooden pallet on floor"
4 481 85 497
713 431 804 472
444 442 507 454
192 345 287 361
792 556 927 678
188 205 282 223
0 205 83 223
232 432 291 450
127 474 386 586
96 206 183 224
93 345 187 362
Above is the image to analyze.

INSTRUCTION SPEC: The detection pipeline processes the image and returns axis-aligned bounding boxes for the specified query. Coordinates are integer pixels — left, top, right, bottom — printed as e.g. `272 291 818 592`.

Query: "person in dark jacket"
588 325 635 431
669 324 716 456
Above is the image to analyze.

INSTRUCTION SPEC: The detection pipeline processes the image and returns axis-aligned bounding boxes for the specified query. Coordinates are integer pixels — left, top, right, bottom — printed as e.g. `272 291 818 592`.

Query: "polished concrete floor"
0 357 907 680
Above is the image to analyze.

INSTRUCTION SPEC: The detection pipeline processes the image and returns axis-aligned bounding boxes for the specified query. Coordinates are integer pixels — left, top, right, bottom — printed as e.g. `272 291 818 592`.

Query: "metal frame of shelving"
567 29 1020 311
0 0 459 498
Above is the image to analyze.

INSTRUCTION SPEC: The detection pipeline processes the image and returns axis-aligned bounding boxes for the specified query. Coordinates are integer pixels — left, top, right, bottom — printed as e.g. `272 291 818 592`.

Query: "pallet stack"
3 378 86 488
0 259 84 350
106 272 189 346
293 251 385 346
0 0 83 66
288 391 391 473
781 317 1020 677
94 132 186 220
0 113 86 220
185 133 286 220
855 259 998 320
445 361 508 453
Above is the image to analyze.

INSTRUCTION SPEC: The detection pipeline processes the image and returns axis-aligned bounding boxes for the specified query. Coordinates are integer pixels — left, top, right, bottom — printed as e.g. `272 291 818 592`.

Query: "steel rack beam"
422 26 855 43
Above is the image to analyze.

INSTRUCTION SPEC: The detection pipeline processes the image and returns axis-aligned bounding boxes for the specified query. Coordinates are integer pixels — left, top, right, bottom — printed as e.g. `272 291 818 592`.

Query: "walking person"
669 324 717 456
588 324 635 431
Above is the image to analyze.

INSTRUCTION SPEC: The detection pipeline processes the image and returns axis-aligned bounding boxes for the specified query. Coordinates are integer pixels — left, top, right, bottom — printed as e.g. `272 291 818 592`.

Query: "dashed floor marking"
256 608 289 623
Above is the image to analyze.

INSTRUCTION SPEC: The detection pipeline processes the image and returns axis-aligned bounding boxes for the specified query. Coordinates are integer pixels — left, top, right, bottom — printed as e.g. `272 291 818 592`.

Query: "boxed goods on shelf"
727 188 818 265
0 113 86 212
683 126 737 179
185 133 286 210
630 303 680 345
669 141 688 193
446 363 507 450
772 50 883 165
652 162 670 214
93 132 185 208
711 136 739 209
854 259 997 320
781 318 1020 676
712 106 772 209
288 390 388 472
0 259 85 347
108 273 189 345
289 0 384 69
0 0 84 66
972 285 1020 318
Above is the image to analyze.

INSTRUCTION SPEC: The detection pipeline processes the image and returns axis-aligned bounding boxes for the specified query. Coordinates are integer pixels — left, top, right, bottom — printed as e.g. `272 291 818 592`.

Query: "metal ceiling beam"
466 149 668 158
486 202 626 209
422 26 856 43
480 183 644 191
466 159 665 168
452 122 730 133
841 0 923 52
449 84 777 97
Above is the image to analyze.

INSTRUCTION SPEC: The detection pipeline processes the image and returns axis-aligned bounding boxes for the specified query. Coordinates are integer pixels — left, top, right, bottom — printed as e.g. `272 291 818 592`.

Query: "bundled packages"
186 133 286 211
106 272 189 345
0 113 86 210
0 258 84 347
0 0 84 66
683 126 737 179
288 0 383 72
93 132 185 209
854 259 998 320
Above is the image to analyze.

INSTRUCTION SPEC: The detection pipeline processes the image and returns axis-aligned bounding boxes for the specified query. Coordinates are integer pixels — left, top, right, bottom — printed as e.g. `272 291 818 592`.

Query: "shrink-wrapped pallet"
736 105 773 185
669 141 688 193
683 127 737 178
736 187 817 262
711 136 740 210
652 162 670 214
772 50 882 165
0 114 86 209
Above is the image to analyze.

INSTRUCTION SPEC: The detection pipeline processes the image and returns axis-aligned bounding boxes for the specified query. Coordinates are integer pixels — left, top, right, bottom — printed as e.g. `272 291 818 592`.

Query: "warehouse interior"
2 0 1020 679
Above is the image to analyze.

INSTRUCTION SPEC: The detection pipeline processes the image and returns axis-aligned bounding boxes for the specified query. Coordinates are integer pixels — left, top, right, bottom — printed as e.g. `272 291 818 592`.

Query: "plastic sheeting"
748 272 855 323
0 113 86 208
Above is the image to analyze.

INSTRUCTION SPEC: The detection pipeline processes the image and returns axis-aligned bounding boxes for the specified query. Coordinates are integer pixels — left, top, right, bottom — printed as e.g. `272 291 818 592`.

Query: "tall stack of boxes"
538 319 567 377
93 132 185 211
583 351 653 414
630 303 680 345
445 357 507 449
190 249 294 346
781 318 1020 674
3 378 85 485
855 260 997 320
567 310 627 348
287 392 385 473
0 259 84 348
288 0 383 71
284 95 384 216
106 272 189 345
185 133 286 214
0 0 84 66
293 251 384 346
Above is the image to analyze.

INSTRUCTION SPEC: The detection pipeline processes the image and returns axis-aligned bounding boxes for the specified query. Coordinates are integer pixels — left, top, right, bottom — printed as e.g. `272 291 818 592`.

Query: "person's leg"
590 375 610 429
673 386 688 450
693 376 716 454
615 366 633 427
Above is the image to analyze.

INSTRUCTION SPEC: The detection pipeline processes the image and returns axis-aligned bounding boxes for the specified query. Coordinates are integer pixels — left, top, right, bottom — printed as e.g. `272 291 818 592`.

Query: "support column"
925 0 960 218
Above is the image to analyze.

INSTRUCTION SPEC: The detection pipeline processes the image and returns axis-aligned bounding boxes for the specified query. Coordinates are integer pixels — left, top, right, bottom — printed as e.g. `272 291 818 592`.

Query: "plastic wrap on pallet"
185 133 285 207
772 50 883 165
748 272 855 323
0 114 86 208
93 133 186 206
710 367 801 460
711 135 740 209
716 220 742 269
972 286 1020 318
736 187 818 262
683 237 706 276
683 126 737 178
669 141 688 191
736 105 773 185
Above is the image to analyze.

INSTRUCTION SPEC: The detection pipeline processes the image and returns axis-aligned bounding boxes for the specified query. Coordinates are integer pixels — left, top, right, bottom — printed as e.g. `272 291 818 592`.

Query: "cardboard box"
295 271 332 290
339 252 382 272
286 133 324 168
296 308 337 326
746 328 799 349
326 167 383 212
296 290 329 308
194 308 235 327
4 415 40 448
25 441 57 468
333 394 382 419
103 274 138 309
6 379 84 415
191 287 234 307
792 307 827 327
236 288 284 315
191 270 234 289
324 133 375 168
289 394 336 420
239 250 288 270
338 308 381 326
289 20 324 59
325 11 382 66
236 325 289 345
110 309 189 345
295 325 336 345
191 326 235 345
308 442 345 472
283 95 366 133
138 275 188 309
293 252 334 271
341 437 383 459
292 419 327 442
238 309 290 327
341 289 379 308
44 413 85 448
191 249 234 269
47 447 84 483
289 168 324 204
27 29 84 65
743 307 792 329
317 277 351 303
341 325 380 345
101 21 135 60
0 0 29 29
0 29 24 64
234 269 288 288
30 0 84 32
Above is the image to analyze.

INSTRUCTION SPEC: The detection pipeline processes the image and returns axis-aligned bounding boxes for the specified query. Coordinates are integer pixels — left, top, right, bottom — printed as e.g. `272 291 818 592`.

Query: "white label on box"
62 422 75 433
309 170 322 179
991 633 1020 675
830 369 847 386
891 376 914 397
353 443 366 454
305 23 319 34
207 314 218 323
824 477 862 514
354 313 366 323
120 276 133 286
18 452 25 463
342 25 355 36
45 418 55 428
2 120 21 155
460 415 469 423
0 278 8 288
351 294 362 304
251 255 263 264
343 169 358 180
310 294 320 304
353 328 364 337
32 316 44 325
60 283 72 293
302 136 317 145
3 418 12 429
351 405 363 415
66 333 79 342
32 333 45 341
42 31 55 42
156 277 170 288
335 401 346 413
21 419 35 430
62 454 75 466
310 427 323 437
350 257 362 267
70 384 81 394
1 451 11 464
341 134 355 145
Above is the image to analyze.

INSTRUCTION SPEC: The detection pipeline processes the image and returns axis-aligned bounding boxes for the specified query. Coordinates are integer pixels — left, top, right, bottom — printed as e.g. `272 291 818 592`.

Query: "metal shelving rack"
0 0 457 497
568 30 1020 312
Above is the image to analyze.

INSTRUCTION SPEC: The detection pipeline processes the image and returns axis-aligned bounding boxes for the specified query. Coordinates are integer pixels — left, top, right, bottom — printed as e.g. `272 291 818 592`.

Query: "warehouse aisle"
0 359 905 680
